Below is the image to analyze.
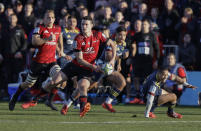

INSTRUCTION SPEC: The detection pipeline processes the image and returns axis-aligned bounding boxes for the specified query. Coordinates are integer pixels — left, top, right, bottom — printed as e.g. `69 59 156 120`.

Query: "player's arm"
145 83 157 118
74 51 99 71
57 33 65 57
106 39 116 66
168 67 186 84
131 41 136 57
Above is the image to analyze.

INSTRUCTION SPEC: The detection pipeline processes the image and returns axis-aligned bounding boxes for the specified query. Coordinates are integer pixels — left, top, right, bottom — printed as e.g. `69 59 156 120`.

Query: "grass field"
1 102 201 131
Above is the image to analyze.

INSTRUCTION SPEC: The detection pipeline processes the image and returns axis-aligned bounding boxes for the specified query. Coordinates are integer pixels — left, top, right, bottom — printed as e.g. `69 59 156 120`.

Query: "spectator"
118 1 130 21
13 0 23 20
98 6 115 28
109 11 124 35
179 33 196 70
131 3 151 23
130 19 160 104
130 0 141 15
19 3 36 36
1 13 28 84
175 7 197 43
160 0 180 45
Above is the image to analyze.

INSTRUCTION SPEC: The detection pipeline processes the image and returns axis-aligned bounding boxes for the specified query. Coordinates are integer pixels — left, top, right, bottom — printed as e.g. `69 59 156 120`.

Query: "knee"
20 81 33 89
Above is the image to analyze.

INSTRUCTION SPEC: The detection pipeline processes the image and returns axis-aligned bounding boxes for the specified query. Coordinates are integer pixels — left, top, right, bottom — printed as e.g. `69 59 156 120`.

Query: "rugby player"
144 66 196 118
42 16 117 117
9 10 64 111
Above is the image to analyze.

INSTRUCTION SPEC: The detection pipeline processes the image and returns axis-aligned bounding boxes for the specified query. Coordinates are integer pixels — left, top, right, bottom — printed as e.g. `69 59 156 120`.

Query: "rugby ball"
102 63 114 75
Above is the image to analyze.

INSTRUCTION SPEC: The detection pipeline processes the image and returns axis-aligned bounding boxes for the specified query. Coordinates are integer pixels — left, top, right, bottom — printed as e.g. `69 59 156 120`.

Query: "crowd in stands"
0 0 200 101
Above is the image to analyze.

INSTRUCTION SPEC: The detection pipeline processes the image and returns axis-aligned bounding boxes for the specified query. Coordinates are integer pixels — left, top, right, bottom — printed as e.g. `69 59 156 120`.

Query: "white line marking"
1 120 201 124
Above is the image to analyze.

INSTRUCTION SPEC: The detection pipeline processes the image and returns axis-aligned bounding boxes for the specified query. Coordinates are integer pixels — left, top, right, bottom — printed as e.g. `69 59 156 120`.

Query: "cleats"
61 105 68 115
45 100 58 111
149 112 156 118
102 102 116 113
129 98 140 104
138 99 145 105
21 101 37 109
80 102 91 117
167 111 183 119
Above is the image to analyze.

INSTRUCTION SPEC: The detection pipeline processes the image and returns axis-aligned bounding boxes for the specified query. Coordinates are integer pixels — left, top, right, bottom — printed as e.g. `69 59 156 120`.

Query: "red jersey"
72 30 107 70
32 24 61 63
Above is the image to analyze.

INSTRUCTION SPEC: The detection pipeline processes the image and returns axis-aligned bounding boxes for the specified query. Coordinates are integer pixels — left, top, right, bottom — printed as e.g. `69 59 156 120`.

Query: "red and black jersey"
72 30 107 70
32 24 61 63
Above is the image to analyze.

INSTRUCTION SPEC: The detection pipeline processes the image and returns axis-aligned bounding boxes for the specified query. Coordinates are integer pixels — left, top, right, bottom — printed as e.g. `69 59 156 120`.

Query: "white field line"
1 120 201 124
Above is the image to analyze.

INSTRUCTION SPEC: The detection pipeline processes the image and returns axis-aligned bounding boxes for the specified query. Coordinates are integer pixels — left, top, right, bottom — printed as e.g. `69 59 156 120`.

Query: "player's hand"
117 64 121 72
92 65 102 72
65 55 72 61
185 83 197 90
109 59 115 67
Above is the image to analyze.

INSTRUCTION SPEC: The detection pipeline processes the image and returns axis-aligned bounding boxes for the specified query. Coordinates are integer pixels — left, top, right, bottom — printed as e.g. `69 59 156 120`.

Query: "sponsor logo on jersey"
81 42 86 45
45 41 56 45
44 30 49 33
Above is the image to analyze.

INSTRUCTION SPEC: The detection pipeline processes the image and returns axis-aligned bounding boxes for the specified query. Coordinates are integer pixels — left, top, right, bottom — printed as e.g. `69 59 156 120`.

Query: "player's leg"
9 62 40 111
78 78 91 117
61 79 80 115
102 71 126 112
157 89 182 118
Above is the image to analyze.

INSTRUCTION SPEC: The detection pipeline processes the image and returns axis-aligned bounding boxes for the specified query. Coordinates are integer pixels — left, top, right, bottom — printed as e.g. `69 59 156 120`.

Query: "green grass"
0 102 201 131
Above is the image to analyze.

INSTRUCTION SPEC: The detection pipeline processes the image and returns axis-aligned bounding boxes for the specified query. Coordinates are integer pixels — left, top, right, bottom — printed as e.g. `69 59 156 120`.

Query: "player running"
9 10 64 111
42 16 116 117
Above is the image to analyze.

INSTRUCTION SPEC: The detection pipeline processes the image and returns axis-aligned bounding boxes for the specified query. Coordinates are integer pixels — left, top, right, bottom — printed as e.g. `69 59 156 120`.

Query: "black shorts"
132 59 153 78
29 61 57 77
62 62 94 81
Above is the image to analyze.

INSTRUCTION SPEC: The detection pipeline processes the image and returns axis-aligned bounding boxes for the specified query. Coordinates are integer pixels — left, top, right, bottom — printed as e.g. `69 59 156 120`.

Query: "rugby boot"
21 101 37 109
45 99 58 111
61 105 68 115
102 102 116 113
80 102 91 117
149 112 156 118
167 111 183 119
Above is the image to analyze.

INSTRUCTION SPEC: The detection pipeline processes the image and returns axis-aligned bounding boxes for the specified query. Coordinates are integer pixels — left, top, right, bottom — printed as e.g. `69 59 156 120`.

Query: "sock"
48 88 58 103
57 90 67 103
105 97 113 104
108 87 121 99
150 104 157 113
168 103 176 114
33 89 48 101
79 96 87 110
13 85 24 100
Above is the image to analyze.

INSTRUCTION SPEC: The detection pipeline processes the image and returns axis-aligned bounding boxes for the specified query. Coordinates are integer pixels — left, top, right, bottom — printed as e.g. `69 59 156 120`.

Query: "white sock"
64 99 73 108
105 97 113 104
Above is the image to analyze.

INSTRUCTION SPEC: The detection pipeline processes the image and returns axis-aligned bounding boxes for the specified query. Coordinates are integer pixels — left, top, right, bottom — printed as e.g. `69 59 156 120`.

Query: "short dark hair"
68 15 77 20
116 26 127 33
82 16 93 22
158 66 169 73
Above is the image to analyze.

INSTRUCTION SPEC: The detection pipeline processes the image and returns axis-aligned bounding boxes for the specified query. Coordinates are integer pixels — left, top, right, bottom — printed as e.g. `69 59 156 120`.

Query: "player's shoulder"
54 25 61 31
93 30 107 39
75 33 84 41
